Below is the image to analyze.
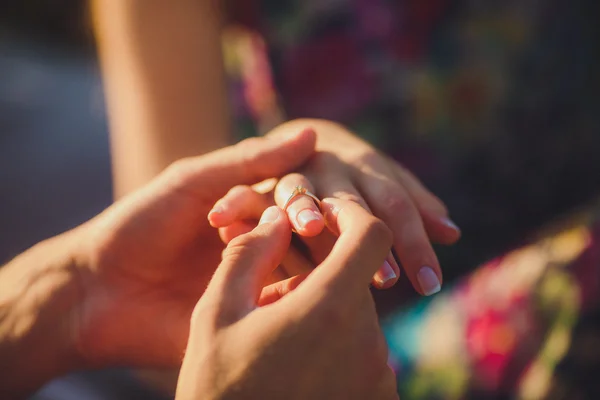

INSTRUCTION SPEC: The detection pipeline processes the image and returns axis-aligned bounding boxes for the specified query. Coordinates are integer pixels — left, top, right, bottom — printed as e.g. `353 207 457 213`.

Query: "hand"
176 201 399 400
209 119 461 295
72 129 317 368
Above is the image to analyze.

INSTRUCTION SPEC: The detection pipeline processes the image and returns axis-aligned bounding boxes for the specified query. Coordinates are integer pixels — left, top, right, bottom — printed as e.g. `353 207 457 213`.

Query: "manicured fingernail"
417 266 441 296
440 217 460 232
259 207 280 225
208 205 224 216
374 261 397 286
297 209 321 227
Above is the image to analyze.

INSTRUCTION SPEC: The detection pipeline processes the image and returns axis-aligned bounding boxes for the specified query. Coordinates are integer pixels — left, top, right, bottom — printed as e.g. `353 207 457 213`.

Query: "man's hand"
75 129 316 368
176 200 399 400
0 129 316 397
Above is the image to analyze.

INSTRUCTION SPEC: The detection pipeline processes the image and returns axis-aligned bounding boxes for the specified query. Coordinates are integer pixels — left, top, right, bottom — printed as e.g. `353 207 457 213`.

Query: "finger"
264 267 289 286
206 207 292 324
274 173 325 236
164 128 316 197
264 245 314 286
251 177 278 194
300 198 393 295
218 221 256 244
279 244 315 277
309 172 400 289
218 220 314 277
390 162 461 244
298 230 338 265
356 170 443 296
208 185 272 227
258 273 310 307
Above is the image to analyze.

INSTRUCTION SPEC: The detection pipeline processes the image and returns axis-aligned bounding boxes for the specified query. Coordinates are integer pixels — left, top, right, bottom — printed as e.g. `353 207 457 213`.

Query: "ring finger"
309 172 400 289
274 173 325 236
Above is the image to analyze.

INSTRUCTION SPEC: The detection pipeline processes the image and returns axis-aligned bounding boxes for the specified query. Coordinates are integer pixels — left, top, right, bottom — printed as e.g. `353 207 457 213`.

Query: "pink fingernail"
417 266 441 296
297 209 321 227
259 207 280 225
208 205 224 216
440 217 460 232
374 261 397 286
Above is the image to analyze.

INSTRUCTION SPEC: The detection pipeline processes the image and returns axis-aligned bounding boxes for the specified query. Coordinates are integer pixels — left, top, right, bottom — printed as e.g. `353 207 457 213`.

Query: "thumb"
166 128 316 197
205 207 292 325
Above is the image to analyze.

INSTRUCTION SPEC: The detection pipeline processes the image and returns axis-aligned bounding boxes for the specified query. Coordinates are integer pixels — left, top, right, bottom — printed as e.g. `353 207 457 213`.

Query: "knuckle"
227 184 253 198
221 234 259 262
333 192 365 207
378 186 412 215
163 157 193 181
306 151 340 171
167 157 191 173
160 157 202 193
352 149 380 167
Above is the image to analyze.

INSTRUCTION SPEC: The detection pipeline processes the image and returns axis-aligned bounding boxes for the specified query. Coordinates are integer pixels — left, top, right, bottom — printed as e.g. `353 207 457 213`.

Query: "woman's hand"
177 201 398 400
209 119 461 295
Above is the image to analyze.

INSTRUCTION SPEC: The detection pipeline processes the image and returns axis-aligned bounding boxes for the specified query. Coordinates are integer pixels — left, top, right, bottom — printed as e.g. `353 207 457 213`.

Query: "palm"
78 183 226 367
71 129 317 368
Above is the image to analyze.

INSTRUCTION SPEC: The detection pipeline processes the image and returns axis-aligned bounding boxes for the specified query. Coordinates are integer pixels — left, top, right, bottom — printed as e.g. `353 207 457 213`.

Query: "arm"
0 231 84 399
91 0 231 198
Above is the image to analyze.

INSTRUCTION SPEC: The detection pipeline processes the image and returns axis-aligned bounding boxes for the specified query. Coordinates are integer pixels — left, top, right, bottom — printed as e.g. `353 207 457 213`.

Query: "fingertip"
439 216 461 233
420 209 462 245
430 216 462 245
259 206 284 225
208 206 229 227
320 197 342 215
372 256 400 289
442 228 462 244
258 206 292 234
416 266 442 296
295 211 325 237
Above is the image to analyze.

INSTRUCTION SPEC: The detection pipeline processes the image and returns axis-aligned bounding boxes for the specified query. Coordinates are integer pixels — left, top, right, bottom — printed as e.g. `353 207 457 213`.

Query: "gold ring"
282 185 321 211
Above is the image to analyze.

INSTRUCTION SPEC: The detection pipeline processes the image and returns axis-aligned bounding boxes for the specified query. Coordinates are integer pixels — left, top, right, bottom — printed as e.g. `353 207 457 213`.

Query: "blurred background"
1 0 599 399
0 1 111 261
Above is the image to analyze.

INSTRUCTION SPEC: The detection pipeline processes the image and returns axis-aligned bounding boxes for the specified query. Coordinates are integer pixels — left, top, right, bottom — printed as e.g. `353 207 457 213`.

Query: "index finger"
302 198 393 293
163 128 316 197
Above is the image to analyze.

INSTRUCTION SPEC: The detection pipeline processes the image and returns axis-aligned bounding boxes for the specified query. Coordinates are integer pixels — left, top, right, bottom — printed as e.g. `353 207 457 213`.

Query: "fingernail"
208 205 224 217
417 266 441 296
259 207 280 225
297 209 321 227
374 261 397 286
440 217 460 232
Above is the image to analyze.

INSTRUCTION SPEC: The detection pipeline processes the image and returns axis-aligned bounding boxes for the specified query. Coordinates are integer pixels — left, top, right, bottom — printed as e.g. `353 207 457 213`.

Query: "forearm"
92 0 232 198
0 231 84 398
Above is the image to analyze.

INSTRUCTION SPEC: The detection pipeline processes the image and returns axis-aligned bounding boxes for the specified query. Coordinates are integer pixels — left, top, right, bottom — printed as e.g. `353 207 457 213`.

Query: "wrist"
0 227 88 397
